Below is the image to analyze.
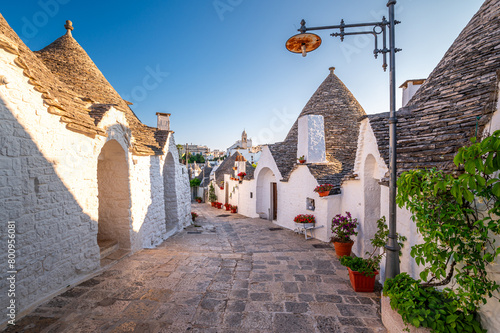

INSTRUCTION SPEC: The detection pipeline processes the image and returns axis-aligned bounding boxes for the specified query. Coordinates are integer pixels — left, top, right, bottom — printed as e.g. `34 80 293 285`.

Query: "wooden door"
272 182 278 220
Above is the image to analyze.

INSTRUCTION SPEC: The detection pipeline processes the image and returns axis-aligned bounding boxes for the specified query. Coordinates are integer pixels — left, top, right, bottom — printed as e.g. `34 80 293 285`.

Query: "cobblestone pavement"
5 204 386 333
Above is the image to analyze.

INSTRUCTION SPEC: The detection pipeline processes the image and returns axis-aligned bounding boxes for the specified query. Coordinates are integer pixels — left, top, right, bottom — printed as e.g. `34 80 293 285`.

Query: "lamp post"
286 1 401 279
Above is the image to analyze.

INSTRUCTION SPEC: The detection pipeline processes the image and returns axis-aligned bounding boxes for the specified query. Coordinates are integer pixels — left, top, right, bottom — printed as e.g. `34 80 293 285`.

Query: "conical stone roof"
368 0 500 174
269 67 366 186
33 22 166 155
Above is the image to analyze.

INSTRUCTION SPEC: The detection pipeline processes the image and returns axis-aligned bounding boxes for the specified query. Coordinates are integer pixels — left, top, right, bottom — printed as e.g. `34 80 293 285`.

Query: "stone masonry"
2 203 386 333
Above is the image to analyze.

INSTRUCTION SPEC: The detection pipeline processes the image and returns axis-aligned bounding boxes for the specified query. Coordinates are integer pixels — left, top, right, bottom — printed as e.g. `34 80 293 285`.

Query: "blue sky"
2 0 484 150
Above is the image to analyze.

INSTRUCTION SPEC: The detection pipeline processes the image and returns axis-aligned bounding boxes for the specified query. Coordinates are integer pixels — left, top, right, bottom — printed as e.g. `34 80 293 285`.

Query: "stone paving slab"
3 203 386 333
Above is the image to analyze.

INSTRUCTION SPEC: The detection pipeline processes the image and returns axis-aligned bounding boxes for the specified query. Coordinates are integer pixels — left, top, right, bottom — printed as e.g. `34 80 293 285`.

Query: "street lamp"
286 1 401 279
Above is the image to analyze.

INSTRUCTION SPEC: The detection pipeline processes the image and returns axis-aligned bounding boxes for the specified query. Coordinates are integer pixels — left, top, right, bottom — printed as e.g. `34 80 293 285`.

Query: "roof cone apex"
329 67 335 75
64 20 74 37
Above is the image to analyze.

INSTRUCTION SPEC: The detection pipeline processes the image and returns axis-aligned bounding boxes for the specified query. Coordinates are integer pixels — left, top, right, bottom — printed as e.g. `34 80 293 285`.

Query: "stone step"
98 239 119 260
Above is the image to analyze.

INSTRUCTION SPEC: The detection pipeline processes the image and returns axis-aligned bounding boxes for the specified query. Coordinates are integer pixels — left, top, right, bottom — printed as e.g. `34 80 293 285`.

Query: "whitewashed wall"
0 45 190 326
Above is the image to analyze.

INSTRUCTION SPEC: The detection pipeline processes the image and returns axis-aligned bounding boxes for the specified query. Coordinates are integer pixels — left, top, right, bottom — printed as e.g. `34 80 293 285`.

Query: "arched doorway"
163 152 178 232
362 154 381 255
256 167 278 220
97 140 132 252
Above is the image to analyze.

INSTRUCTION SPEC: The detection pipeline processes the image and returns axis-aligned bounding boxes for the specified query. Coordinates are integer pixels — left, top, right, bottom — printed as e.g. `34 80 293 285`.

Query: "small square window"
306 198 315 211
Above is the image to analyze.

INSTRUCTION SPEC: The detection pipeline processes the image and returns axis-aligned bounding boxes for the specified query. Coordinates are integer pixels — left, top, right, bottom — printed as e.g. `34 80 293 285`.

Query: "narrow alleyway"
6 204 386 333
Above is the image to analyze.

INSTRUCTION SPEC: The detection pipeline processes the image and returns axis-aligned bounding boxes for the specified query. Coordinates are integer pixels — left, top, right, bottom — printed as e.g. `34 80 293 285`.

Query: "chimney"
400 79 425 107
156 112 171 131
297 115 326 164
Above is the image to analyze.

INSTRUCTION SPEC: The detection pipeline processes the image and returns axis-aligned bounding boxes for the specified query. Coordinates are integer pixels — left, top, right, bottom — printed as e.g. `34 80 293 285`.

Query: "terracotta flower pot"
333 240 354 258
347 267 379 292
318 191 330 197
231 209 237 213
299 160 306 164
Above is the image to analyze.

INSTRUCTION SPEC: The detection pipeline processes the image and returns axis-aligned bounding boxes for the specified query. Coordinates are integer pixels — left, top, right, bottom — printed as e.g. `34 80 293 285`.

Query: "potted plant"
238 172 246 180
195 197 202 203
293 214 315 228
331 212 358 258
230 205 237 213
208 184 217 207
297 155 306 164
314 183 333 197
340 217 406 292
191 212 199 222
224 203 231 211
216 202 223 209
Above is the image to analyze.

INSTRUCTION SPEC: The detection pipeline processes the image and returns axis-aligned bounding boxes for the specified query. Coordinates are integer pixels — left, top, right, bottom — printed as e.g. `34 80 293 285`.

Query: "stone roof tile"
369 0 500 175
269 68 366 187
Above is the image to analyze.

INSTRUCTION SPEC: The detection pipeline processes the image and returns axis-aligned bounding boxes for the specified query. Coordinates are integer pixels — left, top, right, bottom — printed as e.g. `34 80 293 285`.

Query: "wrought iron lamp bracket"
298 16 401 72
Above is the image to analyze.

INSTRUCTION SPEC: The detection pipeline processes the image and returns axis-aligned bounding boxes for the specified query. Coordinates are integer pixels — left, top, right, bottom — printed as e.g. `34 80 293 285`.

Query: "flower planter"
295 222 315 229
211 202 216 207
318 191 330 197
347 267 378 292
333 240 354 258
225 206 231 211
299 160 306 164
231 208 237 213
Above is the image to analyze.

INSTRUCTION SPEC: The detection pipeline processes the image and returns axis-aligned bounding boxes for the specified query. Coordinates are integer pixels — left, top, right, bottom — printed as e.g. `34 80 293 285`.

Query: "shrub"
384 273 485 333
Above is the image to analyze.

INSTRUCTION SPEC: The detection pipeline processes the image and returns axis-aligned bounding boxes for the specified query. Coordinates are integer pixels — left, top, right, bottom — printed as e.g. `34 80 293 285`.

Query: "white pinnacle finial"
65 20 74 37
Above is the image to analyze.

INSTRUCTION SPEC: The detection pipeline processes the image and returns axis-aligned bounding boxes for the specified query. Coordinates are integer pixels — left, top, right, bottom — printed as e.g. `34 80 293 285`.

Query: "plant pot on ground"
297 155 306 164
230 205 237 213
340 216 406 292
330 212 358 258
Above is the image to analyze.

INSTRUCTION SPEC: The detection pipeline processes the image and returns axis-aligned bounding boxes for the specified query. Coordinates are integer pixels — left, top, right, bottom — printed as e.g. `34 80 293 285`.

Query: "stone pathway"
4 204 386 333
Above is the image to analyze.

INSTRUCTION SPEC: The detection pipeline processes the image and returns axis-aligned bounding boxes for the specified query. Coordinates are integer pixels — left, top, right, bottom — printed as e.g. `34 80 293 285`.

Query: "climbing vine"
395 130 500 314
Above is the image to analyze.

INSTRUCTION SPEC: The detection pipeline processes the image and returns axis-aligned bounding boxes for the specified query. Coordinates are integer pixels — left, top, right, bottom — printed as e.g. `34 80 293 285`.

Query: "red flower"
293 214 316 224
238 172 247 177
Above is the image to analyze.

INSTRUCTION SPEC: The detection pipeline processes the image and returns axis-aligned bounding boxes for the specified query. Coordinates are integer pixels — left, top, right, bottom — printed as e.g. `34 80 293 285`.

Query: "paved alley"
5 204 386 333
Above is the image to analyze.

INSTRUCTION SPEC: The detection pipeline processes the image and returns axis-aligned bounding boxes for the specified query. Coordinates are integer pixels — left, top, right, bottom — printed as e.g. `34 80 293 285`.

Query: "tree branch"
420 261 457 288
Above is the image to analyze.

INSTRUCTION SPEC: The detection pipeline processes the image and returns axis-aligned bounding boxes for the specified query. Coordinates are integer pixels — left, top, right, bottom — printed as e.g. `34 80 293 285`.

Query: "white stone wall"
0 48 101 320
0 46 190 325
476 84 500 332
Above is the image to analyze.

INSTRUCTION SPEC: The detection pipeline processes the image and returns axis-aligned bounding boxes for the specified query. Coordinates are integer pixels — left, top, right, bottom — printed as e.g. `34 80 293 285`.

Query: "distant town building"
226 130 262 164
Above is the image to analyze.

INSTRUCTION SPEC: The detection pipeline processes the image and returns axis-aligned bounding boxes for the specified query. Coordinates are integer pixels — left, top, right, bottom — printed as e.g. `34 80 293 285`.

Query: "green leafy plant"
208 184 217 203
340 217 406 276
396 130 500 316
384 273 485 333
190 178 201 187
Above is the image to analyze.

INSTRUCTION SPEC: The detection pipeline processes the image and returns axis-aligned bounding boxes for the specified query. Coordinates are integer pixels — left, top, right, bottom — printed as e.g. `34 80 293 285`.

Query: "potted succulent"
331 212 358 258
340 217 406 292
191 212 199 222
238 172 246 180
230 205 238 213
314 183 333 197
293 214 315 228
297 155 306 164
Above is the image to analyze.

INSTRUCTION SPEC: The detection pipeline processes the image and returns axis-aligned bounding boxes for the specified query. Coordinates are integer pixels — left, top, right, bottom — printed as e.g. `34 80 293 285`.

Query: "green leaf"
492 182 500 197
412 318 420 327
